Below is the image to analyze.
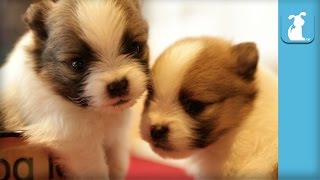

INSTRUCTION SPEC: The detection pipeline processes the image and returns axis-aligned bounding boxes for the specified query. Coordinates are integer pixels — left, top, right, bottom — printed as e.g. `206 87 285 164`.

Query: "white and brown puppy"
140 37 278 179
0 0 149 179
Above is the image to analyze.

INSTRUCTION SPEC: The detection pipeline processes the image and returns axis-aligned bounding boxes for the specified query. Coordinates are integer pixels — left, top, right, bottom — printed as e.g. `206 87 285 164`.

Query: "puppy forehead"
152 39 204 103
152 37 239 104
181 38 236 97
75 0 126 59
179 37 260 103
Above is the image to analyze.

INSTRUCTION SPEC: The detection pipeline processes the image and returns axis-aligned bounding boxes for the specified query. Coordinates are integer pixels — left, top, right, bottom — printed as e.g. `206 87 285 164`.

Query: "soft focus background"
0 0 278 178
0 0 31 64
142 0 278 72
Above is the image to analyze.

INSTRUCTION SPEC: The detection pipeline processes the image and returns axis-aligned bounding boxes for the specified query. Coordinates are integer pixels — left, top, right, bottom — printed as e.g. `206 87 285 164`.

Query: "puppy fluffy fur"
0 0 149 179
140 37 278 179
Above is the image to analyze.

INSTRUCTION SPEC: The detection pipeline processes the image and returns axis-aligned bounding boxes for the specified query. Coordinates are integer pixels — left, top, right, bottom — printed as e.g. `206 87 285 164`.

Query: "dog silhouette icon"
288 12 307 41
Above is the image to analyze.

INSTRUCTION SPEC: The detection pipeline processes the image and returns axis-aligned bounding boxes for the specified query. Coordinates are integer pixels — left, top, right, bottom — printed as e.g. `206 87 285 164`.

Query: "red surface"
126 156 193 180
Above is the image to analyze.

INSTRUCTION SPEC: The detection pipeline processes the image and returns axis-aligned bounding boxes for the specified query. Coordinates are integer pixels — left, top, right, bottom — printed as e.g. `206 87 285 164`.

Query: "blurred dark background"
0 0 32 65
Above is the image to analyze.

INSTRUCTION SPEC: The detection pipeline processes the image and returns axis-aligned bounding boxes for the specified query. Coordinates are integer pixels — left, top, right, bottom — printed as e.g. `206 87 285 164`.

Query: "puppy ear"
288 15 295 20
24 1 54 41
299 12 307 16
231 42 259 81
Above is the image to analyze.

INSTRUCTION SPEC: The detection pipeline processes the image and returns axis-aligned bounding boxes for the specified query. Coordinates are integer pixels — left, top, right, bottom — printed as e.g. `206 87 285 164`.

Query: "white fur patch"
75 0 126 61
153 40 204 105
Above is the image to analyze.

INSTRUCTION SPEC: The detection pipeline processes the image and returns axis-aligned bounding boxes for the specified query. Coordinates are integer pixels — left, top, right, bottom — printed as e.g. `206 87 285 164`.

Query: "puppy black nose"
107 79 129 98
150 125 169 141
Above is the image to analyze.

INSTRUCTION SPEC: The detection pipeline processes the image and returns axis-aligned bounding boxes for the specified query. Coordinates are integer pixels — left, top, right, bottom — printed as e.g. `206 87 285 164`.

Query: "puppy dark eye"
70 58 86 72
185 100 206 115
129 42 143 58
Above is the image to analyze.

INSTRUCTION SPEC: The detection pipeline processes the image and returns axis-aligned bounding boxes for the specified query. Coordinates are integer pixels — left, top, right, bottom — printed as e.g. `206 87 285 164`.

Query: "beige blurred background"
142 0 278 72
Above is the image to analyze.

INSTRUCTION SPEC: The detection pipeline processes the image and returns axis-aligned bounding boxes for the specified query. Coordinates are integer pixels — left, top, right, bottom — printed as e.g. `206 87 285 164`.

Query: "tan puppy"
140 37 278 179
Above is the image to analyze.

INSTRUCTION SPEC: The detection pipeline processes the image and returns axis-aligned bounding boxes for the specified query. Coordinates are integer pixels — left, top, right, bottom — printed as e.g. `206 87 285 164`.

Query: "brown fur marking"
180 37 258 147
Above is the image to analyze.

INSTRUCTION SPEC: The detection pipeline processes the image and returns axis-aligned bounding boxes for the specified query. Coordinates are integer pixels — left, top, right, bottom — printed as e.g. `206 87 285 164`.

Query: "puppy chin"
149 144 194 160
141 133 195 160
93 99 137 113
